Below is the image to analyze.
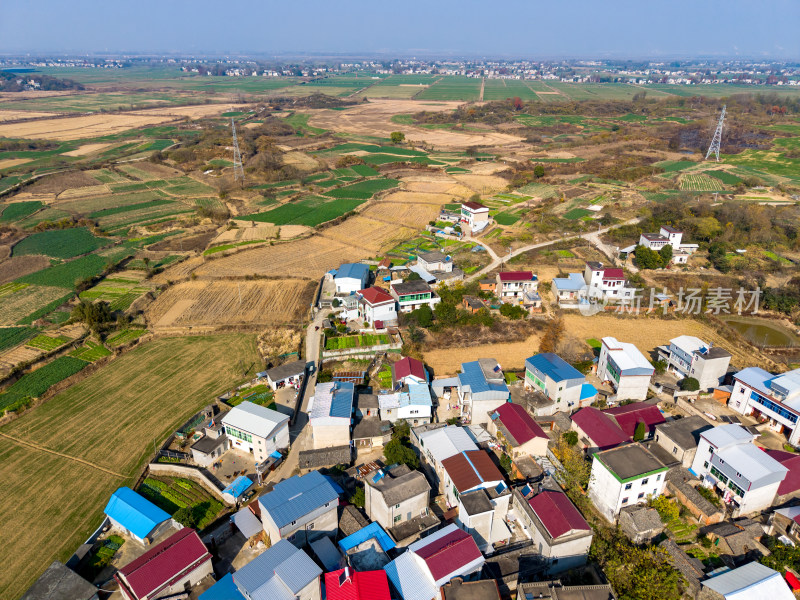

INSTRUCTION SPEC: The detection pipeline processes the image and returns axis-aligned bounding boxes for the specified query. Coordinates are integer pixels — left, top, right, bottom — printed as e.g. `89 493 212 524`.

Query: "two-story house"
571 402 665 454
653 415 713 468
496 271 538 304
728 367 800 446
392 356 428 387
551 272 587 308
441 449 505 508
378 383 433 425
657 336 732 390
310 381 354 449
637 225 698 264
390 280 441 313
588 443 669 521
460 201 490 231
690 424 788 515
357 287 398 327
456 359 510 424
412 425 478 493
583 262 636 301
333 263 370 295
524 353 597 410
221 401 290 464
596 337 654 401
512 486 593 575
232 539 322 600
486 402 549 458
259 471 340 547
365 464 431 531
455 486 512 554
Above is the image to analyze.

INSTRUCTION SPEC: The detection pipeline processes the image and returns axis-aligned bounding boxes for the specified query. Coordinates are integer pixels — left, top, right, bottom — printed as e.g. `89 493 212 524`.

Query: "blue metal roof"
580 382 598 400
330 381 355 418
103 487 170 540
199 574 245 600
552 272 586 291
734 366 774 397
458 361 509 395
323 475 344 495
259 471 339 529
406 383 433 407
525 353 583 383
334 263 369 282
338 521 396 553
223 475 253 499
234 539 321 597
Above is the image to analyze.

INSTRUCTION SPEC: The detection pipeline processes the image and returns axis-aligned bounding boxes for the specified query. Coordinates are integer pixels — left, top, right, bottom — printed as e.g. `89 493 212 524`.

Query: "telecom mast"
231 117 245 182
705 105 726 162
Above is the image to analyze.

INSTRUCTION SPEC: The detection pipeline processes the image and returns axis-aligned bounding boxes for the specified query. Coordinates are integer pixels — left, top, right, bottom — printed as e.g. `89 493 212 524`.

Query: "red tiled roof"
325 569 391 600
601 268 625 280
493 403 547 446
359 286 394 305
415 528 482 582
441 450 504 493
498 271 533 282
462 201 488 211
571 407 628 450
528 490 590 540
378 258 392 268
765 449 800 496
115 528 210 600
604 402 666 437
393 356 426 382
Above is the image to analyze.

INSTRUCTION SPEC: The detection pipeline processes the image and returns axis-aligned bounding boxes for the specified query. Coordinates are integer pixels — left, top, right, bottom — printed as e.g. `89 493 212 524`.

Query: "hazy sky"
2 0 798 59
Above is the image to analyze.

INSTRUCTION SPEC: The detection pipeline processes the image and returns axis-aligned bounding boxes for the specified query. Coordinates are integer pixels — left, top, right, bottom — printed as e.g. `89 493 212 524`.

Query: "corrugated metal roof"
604 402 665 437
325 569 392 600
458 360 509 400
528 490 590 540
703 562 793 599
222 401 289 438
258 471 339 529
199 573 245 600
552 272 585 291
602 337 655 376
734 367 774 397
409 524 485 587
104 487 170 540
234 539 321 597
222 475 253 499
335 263 369 281
310 535 343 571
571 407 628 450
232 506 262 539
406 383 433 407
717 444 788 484
418 426 477 463
384 551 438 600
441 450 504 493
701 424 755 449
525 353 583 383
338 522 396 553
492 403 547 446
310 381 354 421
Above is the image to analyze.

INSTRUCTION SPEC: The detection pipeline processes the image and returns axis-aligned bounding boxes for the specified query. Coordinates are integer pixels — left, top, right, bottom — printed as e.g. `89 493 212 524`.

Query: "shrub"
349 485 365 508
679 377 700 391
633 421 646 441
563 431 579 446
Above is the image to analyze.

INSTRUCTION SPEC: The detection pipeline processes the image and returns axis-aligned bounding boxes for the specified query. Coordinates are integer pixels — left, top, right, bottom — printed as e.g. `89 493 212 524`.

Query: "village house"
588 443 669 521
310 381 355 449
571 401 666 453
455 359 510 424
333 263 370 295
324 568 391 600
551 272 587 308
455 485 512 553
517 580 615 600
486 402 549 457
524 353 597 411
764 448 800 504
637 225 698 264
618 504 665 544
232 539 322 600
496 271 538 304
378 383 433 425
259 471 340 547
657 336 732 390
460 201 490 232
115 528 212 600
727 366 800 446
461 295 486 314
700 561 795 600
512 487 593 575
221 401 290 463
190 422 229 468
479 277 496 293
411 251 464 284
583 262 637 302
441 579 501 600
390 280 442 313
441 449 506 508
365 464 432 531
392 356 428 387
596 337 654 400
21 562 99 600
337 521 395 571
104 487 174 545
357 287 398 326
351 416 392 449
264 359 306 391
413 425 478 493
654 415 713 468
690 424 788 515
384 524 485 600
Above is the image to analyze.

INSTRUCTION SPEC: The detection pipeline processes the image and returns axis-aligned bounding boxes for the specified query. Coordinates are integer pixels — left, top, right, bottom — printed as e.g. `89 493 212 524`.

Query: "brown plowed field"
318 217 417 253
147 279 314 328
362 202 441 227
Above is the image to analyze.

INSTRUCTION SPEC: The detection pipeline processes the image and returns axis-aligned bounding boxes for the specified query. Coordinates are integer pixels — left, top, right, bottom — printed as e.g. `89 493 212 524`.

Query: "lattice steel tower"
705 104 726 162
231 117 245 182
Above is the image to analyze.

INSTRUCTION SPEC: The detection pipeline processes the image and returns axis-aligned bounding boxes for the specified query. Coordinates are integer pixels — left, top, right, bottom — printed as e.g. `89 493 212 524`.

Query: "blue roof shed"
222 475 254 500
338 521 396 554
199 574 245 600
104 487 171 542
334 263 369 282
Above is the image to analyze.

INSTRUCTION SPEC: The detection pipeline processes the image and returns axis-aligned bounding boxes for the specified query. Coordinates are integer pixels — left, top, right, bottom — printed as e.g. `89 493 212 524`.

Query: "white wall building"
657 336 732 390
333 263 370 295
221 401 290 464
460 201 490 231
597 337 654 400
728 367 800 446
356 286 398 326
309 381 354 449
583 262 637 301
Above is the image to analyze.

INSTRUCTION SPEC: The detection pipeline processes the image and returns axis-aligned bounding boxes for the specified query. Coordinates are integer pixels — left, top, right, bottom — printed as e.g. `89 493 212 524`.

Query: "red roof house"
442 450 505 500
498 271 535 282
414 526 484 584
392 356 427 386
527 490 591 540
324 568 391 600
601 268 625 281
571 407 629 451
489 403 549 457
604 402 666 438
115 528 212 600
359 286 394 306
461 201 488 212
765 449 800 498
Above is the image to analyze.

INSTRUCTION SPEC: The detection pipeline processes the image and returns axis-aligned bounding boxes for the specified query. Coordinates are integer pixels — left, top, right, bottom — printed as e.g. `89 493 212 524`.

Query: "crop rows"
26 334 70 351
680 173 725 191
69 341 112 362
0 356 89 411
12 228 108 259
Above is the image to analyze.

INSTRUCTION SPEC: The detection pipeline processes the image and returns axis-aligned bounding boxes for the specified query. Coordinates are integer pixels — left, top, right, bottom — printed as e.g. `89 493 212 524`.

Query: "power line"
705 104 726 162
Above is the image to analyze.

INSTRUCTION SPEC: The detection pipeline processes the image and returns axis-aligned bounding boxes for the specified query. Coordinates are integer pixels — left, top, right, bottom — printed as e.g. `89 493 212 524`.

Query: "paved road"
465 217 642 283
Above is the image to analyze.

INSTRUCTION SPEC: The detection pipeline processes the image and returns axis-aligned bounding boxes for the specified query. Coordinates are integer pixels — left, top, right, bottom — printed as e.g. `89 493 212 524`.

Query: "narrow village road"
466 217 642 283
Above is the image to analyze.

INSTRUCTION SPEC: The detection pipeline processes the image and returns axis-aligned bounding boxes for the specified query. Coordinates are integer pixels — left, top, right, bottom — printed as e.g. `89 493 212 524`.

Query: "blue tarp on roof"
580 382 598 400
526 353 583 383
104 487 170 540
338 521 396 554
223 475 254 499
199 574 245 600
259 471 339 529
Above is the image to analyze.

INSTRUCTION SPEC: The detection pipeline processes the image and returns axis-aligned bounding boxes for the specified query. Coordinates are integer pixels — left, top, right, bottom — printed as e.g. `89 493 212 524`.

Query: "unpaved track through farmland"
0 431 125 477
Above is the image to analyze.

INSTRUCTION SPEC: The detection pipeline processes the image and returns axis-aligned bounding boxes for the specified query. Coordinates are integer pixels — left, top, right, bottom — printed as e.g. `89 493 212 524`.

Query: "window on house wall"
641 478 649 485
394 515 402 522
657 474 661 481
673 447 678 454
704 461 709 469
622 497 628 504
638 493 644 499
625 483 632 490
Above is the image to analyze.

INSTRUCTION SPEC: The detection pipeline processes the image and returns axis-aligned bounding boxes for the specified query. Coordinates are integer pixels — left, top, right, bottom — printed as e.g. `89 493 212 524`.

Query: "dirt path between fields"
0 431 126 477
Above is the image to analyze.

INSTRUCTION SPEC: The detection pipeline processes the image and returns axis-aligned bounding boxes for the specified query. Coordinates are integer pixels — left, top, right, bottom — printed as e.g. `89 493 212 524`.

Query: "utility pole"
705 105 726 162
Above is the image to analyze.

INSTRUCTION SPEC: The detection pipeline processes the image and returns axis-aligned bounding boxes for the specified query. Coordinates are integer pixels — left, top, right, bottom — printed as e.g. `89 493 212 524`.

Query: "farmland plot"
320 217 417 253
679 173 725 191
362 202 440 227
147 279 315 329
0 284 71 325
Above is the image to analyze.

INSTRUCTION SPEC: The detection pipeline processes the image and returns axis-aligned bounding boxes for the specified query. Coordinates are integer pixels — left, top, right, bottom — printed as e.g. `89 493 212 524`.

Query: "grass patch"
26 334 70 352
227 384 275 408
322 178 400 199
0 327 37 351
556 249 575 258
654 160 697 173
0 201 43 223
12 228 108 259
564 208 592 220
493 212 520 225
17 254 111 289
105 329 147 347
705 170 742 185
235 195 365 227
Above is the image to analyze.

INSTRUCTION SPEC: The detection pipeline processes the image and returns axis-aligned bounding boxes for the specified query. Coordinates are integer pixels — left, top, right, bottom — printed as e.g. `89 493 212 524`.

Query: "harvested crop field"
62 142 114 157
0 158 32 169
452 174 509 193
319 217 417 253
362 202 440 227
213 223 279 244
150 256 204 283
0 113 176 140
0 333 260 599
0 255 51 284
0 109 59 121
147 279 315 329
423 334 539 376
196 235 369 279
381 190 457 205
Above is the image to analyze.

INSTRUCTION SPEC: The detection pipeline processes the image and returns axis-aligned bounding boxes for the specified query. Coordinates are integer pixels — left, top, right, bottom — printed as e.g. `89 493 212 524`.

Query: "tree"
563 431 579 446
533 164 545 179
512 96 524 111
633 245 663 270
390 131 405 144
406 271 422 281
408 304 433 328
71 300 114 332
633 421 646 442
434 301 459 326
349 484 365 508
499 303 527 320
650 495 679 522
659 244 673 265
331 298 341 308
679 377 700 391
653 360 667 375
552 434 591 490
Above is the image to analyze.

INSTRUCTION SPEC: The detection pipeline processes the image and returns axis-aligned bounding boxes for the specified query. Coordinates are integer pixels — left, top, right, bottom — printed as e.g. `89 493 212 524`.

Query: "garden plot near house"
147 279 315 329
137 476 224 529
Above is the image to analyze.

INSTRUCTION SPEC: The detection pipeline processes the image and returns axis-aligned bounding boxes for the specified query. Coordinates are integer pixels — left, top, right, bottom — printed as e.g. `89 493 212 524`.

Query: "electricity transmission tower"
705 104 726 162
231 117 244 183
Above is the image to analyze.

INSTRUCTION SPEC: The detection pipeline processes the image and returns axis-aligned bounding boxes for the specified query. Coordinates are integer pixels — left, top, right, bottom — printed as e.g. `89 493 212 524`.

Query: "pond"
722 316 800 347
